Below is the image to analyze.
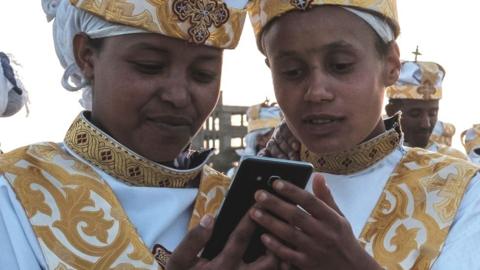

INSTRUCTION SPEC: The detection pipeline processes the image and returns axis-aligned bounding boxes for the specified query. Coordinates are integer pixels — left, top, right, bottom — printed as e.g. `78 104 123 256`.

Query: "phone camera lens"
256 176 262 182
267 175 281 186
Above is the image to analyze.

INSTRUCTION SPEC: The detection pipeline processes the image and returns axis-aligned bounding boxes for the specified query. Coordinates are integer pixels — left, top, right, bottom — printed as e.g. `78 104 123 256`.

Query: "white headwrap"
43 0 249 110
343 7 395 43
42 0 147 110
0 53 28 117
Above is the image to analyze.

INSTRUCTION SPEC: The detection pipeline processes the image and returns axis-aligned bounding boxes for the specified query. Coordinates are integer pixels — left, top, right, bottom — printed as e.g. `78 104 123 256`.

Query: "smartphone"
200 156 313 263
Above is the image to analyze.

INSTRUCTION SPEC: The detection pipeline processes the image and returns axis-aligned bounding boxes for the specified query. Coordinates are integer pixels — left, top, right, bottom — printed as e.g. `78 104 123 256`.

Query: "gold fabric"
247 0 399 46
246 103 282 133
359 148 477 269
1 143 161 270
301 126 401 174
427 141 468 161
462 124 480 155
429 121 455 147
70 0 247 49
64 112 204 187
0 142 230 269
386 62 444 100
188 165 231 229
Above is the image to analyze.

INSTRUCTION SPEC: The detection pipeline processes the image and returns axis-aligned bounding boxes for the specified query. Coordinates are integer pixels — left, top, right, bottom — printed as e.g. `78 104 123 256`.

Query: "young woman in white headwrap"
246 1 480 269
0 1 278 269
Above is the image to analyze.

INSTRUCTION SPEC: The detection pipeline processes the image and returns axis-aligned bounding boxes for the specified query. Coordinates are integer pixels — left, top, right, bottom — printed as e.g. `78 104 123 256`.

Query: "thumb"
167 215 214 270
312 173 344 217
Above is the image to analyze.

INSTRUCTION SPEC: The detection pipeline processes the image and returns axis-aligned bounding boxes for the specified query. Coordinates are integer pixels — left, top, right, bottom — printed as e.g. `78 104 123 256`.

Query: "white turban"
343 7 395 43
43 0 249 110
0 53 28 117
42 0 146 110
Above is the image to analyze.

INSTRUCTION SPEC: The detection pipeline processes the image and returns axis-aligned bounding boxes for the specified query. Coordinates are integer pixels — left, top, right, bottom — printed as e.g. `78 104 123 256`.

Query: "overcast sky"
1 1 479 152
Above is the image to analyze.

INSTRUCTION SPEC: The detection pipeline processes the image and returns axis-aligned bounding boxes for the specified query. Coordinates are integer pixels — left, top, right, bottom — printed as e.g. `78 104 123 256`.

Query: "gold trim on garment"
301 126 401 175
64 112 204 187
359 148 477 269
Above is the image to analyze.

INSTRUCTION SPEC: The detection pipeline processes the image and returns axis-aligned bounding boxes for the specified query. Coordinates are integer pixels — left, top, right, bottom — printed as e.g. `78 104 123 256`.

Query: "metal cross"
412 46 422 62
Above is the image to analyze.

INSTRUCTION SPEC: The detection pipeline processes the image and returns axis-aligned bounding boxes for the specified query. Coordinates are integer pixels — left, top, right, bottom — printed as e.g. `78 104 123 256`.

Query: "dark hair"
88 37 105 52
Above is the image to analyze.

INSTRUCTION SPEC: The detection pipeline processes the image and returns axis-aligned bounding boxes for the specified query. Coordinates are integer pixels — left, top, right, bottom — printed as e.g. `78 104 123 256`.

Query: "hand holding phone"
200 156 313 262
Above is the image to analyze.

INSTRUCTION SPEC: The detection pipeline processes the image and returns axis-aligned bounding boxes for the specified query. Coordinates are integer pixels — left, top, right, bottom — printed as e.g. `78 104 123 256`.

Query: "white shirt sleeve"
431 173 480 269
0 176 45 270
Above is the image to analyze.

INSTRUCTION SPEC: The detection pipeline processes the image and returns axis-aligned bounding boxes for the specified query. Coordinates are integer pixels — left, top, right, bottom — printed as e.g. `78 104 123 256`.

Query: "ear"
385 102 399 117
73 33 96 82
383 41 401 86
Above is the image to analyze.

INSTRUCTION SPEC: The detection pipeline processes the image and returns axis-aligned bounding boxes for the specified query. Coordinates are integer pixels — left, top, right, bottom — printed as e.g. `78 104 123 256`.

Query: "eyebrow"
127 42 169 55
274 40 356 60
127 42 221 61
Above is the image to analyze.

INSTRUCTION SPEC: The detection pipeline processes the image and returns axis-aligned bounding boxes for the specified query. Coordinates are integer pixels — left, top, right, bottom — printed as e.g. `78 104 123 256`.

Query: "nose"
419 113 433 129
303 69 334 103
159 72 191 108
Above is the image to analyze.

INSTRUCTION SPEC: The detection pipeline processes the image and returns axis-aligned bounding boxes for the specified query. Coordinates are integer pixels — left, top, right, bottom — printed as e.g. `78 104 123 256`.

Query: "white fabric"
43 0 250 110
44 0 146 109
343 7 394 43
306 146 480 269
0 143 198 269
0 54 28 117
464 127 480 165
397 61 445 88
0 63 9 116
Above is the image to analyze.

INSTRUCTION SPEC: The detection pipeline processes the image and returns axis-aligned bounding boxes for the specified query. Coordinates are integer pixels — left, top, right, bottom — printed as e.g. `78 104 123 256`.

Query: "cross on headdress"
412 46 422 62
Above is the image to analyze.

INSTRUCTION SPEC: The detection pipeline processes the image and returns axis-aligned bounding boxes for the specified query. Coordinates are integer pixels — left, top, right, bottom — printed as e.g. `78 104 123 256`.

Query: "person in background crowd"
385 60 467 159
247 0 480 269
0 51 28 153
462 124 480 164
0 0 278 269
228 100 282 177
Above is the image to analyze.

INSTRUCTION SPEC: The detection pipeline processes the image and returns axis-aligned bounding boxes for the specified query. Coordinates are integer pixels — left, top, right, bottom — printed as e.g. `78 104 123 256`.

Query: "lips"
146 115 193 132
302 114 345 125
300 113 345 136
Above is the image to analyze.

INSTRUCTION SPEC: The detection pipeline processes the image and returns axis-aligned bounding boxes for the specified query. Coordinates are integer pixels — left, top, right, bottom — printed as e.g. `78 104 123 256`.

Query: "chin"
304 138 351 154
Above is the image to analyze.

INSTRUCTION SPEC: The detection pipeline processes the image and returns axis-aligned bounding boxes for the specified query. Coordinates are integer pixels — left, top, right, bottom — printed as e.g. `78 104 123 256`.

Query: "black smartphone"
200 156 313 263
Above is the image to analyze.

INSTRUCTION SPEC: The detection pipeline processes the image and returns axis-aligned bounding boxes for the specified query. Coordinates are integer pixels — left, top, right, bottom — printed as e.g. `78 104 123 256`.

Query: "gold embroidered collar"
301 115 402 175
64 112 209 188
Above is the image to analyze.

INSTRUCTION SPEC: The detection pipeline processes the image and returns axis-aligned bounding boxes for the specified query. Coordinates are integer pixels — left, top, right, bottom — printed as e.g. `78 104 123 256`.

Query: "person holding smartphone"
246 1 480 269
0 1 279 269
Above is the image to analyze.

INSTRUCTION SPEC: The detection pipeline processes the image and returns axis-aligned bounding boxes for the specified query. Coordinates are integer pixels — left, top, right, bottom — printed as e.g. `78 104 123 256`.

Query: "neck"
362 117 386 143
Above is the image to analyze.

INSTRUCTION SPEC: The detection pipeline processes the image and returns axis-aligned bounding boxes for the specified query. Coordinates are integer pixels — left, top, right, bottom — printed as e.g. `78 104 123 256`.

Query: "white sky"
1 1 479 152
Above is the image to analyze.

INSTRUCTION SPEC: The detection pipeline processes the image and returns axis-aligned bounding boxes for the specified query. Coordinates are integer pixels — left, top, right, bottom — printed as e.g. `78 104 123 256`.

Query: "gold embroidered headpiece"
246 101 283 133
386 61 445 100
70 0 248 49
430 120 456 147
461 124 480 155
247 0 399 51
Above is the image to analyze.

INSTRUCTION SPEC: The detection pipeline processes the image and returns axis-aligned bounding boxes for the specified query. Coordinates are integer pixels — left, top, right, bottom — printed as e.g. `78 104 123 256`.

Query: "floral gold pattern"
247 0 399 50
359 148 477 269
188 165 231 229
64 112 204 187
173 0 230 44
386 61 444 100
1 143 162 269
71 0 246 49
301 127 401 174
